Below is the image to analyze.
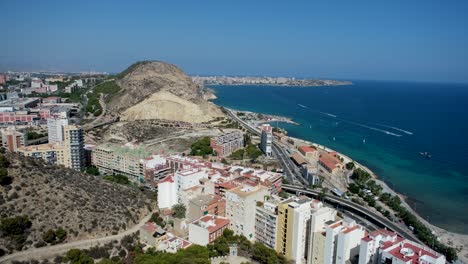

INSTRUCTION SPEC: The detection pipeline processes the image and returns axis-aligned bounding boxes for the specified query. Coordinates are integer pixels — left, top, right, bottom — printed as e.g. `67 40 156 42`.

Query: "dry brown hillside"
0 153 154 255
106 61 224 123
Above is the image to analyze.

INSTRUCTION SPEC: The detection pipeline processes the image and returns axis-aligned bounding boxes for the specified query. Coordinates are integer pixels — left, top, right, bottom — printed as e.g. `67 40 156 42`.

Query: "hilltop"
104 61 224 123
0 153 154 256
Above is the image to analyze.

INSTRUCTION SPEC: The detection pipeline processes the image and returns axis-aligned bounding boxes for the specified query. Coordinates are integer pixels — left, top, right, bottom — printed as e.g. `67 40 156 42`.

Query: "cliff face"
108 61 223 123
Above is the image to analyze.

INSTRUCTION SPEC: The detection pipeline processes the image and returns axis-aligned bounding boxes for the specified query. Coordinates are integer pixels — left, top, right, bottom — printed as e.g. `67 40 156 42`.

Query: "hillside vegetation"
0 153 154 256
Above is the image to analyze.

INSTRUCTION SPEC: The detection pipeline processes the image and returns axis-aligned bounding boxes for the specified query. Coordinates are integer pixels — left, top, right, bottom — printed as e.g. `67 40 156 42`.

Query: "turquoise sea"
210 81 468 234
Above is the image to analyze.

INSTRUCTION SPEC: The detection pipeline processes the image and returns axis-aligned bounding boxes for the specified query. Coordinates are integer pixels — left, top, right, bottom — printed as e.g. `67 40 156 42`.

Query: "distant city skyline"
1 0 468 83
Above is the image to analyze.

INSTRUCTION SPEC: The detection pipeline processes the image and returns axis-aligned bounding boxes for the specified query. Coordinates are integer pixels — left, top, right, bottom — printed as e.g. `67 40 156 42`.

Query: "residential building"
17 143 66 165
63 125 85 170
17 125 84 170
359 229 445 264
157 175 178 209
307 206 337 264
210 130 244 158
47 117 69 143
157 235 192 253
255 200 279 249
188 215 230 245
1 127 27 152
91 143 152 183
323 218 365 264
139 222 167 248
187 194 226 222
276 196 314 264
260 124 273 156
225 184 269 241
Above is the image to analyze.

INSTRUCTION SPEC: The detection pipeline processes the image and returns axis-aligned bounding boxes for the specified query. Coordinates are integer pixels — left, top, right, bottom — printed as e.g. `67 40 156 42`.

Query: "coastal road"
282 184 421 243
0 212 153 263
225 109 302 184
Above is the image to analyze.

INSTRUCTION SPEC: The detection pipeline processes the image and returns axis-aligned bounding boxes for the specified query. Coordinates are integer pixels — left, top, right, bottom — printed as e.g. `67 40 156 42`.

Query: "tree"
0 167 11 185
229 149 245 160
42 229 56 243
245 144 262 160
0 215 32 236
172 204 186 219
345 162 355 170
56 227 67 242
190 137 213 156
318 187 329 201
85 166 100 176
65 249 94 264
0 154 9 168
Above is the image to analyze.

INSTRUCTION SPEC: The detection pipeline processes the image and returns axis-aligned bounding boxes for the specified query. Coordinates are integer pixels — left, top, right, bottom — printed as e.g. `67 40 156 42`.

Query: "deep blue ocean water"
210 81 468 234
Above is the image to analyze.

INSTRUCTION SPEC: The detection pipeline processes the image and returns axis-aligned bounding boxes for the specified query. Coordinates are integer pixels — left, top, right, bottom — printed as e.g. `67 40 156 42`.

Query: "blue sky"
1 0 468 82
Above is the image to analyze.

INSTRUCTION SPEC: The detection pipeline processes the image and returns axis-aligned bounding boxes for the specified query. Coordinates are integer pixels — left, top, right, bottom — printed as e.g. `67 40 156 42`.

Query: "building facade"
210 131 244 158
91 143 152 183
255 201 279 249
47 117 69 143
260 124 273 157
1 127 27 152
188 215 230 246
225 184 269 241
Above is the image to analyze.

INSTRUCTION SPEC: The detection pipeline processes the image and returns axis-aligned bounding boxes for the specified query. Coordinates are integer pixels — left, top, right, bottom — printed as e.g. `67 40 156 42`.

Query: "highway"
225 108 420 244
225 109 305 184
282 184 420 243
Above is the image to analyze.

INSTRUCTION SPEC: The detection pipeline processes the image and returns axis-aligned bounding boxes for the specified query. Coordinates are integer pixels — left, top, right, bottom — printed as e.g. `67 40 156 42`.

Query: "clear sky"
1 0 468 82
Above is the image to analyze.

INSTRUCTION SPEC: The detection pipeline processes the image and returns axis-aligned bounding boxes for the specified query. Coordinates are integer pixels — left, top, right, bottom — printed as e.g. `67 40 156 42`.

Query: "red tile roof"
386 242 439 262
319 153 342 171
291 153 307 165
142 222 158 234
298 145 316 154
158 175 174 184
199 215 230 233
343 225 360 234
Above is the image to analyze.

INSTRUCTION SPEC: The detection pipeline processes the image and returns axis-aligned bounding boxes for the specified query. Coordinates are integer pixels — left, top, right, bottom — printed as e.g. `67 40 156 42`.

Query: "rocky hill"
107 61 224 123
0 153 154 255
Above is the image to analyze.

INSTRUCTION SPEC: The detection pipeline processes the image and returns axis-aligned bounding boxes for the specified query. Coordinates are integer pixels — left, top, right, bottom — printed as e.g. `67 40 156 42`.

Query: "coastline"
288 135 468 263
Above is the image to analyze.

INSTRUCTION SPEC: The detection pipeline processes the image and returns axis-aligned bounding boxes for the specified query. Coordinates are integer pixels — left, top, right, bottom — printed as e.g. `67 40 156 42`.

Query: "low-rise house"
139 222 167 248
188 214 230 245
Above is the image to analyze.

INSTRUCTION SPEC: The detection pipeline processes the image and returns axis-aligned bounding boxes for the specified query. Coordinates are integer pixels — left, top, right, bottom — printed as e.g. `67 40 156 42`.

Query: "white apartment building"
157 175 178 209
225 184 269 241
255 200 279 249
47 117 69 143
359 229 445 264
307 206 338 264
260 124 273 157
323 218 365 264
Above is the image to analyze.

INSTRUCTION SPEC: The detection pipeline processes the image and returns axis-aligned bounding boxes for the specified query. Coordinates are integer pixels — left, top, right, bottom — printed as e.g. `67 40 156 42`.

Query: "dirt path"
0 212 153 263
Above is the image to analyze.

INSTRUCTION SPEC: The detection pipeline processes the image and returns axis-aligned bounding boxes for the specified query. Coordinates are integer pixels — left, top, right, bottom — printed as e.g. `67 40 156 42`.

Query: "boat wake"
376 124 413 135
297 104 309 109
345 120 402 137
359 124 402 137
320 112 337 118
